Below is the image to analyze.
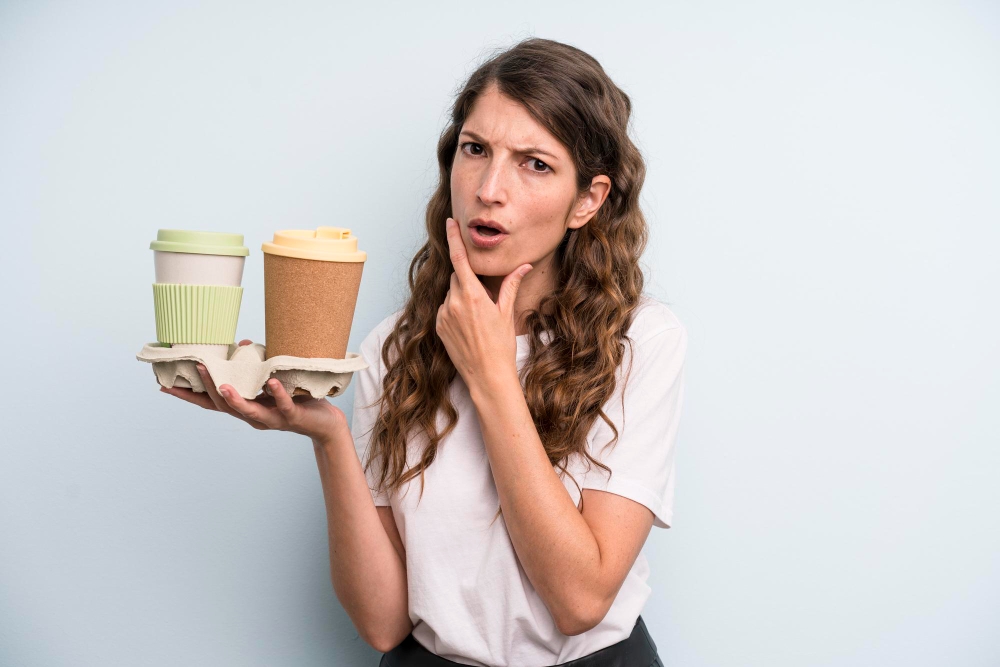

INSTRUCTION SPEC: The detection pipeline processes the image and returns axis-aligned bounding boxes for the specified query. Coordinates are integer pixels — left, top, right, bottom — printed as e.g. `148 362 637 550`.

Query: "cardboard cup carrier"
137 227 369 400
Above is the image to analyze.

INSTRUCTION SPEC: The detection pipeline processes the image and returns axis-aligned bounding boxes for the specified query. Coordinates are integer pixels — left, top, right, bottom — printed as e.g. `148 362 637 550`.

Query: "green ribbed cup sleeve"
152 283 244 344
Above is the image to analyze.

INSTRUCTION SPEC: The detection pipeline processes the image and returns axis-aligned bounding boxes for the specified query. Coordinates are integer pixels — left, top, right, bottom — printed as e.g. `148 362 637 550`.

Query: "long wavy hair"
362 37 650 525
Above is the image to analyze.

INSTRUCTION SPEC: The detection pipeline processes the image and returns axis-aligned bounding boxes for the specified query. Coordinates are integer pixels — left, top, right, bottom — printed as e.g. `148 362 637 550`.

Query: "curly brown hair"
362 37 650 525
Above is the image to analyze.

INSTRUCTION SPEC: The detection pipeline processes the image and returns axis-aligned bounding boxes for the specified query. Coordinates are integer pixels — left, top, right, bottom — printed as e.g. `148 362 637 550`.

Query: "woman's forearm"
313 428 409 651
468 372 604 636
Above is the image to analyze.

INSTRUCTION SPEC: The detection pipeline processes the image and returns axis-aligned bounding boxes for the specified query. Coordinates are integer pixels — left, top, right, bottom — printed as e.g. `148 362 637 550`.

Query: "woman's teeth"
477 226 500 236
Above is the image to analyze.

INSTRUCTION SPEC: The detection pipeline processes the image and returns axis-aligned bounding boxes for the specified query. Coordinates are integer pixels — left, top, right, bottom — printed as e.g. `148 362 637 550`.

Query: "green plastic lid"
149 229 250 257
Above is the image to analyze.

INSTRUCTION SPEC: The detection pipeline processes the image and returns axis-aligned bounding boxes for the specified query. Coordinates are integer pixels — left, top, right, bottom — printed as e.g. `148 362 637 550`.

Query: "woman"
163 37 685 667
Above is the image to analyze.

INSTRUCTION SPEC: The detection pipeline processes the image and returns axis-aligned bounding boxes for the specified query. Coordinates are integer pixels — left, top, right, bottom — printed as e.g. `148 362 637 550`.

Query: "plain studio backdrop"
1 1 997 665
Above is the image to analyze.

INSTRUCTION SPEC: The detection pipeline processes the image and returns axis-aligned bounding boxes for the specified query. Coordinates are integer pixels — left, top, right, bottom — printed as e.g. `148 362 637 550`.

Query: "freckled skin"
450 83 610 333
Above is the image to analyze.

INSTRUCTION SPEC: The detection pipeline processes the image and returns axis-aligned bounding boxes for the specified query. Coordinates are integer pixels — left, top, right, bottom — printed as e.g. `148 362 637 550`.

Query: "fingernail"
197 364 205 372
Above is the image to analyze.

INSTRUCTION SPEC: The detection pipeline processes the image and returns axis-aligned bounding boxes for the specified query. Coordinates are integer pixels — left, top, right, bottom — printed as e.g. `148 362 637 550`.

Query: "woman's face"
450 84 609 286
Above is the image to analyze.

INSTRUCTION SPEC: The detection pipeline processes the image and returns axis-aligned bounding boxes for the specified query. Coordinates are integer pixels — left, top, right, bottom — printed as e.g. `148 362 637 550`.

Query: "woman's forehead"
463 87 561 150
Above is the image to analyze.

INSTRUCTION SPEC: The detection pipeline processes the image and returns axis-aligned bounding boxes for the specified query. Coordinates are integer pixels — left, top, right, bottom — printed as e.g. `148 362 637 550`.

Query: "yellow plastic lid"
261 227 367 262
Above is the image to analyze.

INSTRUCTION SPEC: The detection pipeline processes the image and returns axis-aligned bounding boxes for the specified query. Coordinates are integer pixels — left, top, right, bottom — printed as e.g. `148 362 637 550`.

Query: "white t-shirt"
351 294 687 667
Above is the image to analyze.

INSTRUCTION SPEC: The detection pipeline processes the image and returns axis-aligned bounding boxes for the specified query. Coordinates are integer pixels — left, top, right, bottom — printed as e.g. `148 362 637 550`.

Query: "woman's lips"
469 225 509 248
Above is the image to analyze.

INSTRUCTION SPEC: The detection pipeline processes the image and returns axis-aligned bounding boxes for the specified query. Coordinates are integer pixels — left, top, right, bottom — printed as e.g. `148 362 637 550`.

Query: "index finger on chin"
445 217 478 288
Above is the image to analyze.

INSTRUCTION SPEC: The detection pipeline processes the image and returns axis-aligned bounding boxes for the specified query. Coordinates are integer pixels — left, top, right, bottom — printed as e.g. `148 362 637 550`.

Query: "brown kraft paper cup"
261 227 367 360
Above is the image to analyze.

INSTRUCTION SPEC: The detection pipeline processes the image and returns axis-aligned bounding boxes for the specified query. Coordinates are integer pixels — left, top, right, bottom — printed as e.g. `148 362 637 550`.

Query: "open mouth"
469 224 509 248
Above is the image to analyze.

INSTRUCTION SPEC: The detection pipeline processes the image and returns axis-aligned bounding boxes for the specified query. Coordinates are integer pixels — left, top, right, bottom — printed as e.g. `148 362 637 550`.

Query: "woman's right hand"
160 339 348 443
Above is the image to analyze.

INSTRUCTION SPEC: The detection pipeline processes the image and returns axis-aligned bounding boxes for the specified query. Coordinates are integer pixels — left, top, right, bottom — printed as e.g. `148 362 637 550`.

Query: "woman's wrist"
312 422 352 455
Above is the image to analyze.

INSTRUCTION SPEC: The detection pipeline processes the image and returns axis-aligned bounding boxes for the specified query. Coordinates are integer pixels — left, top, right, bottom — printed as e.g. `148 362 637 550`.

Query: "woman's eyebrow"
460 130 559 161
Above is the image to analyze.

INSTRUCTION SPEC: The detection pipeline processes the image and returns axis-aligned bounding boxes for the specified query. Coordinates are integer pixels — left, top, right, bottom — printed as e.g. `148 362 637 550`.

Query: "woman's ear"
569 175 612 230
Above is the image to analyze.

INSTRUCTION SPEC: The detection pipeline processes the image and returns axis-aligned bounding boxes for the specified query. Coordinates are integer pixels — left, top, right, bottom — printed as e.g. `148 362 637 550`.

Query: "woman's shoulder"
358 308 406 366
374 308 405 339
628 294 684 344
361 308 403 342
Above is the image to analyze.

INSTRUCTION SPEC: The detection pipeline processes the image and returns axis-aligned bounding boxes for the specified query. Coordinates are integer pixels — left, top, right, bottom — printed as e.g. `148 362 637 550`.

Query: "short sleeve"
581 324 688 529
351 323 392 506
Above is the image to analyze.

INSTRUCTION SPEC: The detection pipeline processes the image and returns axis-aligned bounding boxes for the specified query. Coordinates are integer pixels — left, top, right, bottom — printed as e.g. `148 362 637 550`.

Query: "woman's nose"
476 160 509 205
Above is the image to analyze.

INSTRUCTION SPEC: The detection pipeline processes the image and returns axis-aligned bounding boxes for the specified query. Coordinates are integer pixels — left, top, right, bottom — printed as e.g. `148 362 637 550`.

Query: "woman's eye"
460 142 550 173
529 158 551 173
461 142 484 156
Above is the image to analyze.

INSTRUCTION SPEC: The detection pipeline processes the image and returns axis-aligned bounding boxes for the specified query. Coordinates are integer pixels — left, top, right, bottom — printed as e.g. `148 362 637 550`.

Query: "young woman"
163 37 686 667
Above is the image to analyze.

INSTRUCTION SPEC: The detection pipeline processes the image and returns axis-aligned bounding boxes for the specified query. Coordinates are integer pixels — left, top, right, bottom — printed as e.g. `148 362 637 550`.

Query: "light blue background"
1 1 997 665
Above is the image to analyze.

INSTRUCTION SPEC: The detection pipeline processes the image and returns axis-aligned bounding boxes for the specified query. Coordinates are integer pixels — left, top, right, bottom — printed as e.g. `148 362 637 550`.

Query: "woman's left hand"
437 217 533 393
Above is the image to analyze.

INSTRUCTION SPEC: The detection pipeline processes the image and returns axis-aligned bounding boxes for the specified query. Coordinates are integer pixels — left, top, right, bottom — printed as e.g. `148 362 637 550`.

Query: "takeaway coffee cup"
150 229 250 361
260 227 366 360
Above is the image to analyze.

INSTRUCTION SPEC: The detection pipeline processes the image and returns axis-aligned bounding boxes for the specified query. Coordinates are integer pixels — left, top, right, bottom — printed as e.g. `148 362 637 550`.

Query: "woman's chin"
469 258 509 277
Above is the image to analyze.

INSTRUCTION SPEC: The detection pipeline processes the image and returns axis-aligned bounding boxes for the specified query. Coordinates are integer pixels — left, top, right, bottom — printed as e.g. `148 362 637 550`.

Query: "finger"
160 384 219 411
238 339 253 346
443 281 452 308
445 217 478 288
196 364 240 414
498 264 533 318
449 270 484 305
217 382 280 429
436 303 446 339
266 377 300 426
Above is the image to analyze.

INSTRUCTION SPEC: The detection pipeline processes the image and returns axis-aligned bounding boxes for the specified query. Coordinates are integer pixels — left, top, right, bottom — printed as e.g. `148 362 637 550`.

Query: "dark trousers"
379 615 663 667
